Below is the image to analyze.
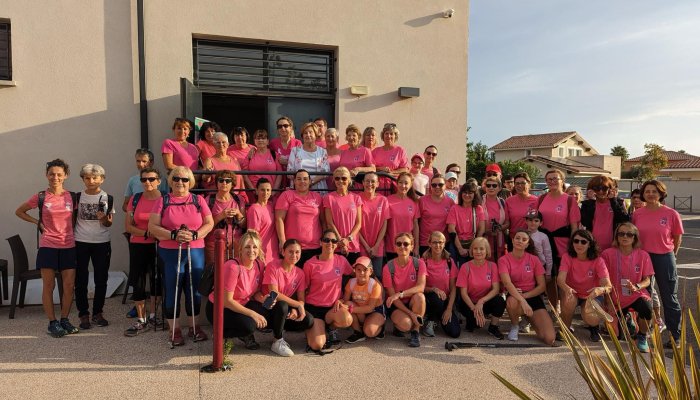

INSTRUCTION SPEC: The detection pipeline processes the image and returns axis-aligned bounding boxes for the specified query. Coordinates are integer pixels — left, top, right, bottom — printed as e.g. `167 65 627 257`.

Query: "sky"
467 0 700 158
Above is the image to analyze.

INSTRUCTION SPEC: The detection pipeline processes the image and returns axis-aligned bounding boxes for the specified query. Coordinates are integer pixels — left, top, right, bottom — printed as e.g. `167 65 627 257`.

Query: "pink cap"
354 256 372 269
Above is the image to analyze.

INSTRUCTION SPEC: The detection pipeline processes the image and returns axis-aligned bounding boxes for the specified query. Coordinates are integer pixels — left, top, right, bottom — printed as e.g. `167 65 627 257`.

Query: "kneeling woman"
303 230 354 351
261 239 314 356
456 237 506 339
601 222 655 352
383 232 427 348
557 229 611 342
205 230 270 350
343 256 386 343
422 231 461 338
498 230 556 345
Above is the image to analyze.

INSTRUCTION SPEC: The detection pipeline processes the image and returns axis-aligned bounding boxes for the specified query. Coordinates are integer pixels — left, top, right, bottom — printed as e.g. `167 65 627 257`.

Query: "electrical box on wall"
398 87 420 98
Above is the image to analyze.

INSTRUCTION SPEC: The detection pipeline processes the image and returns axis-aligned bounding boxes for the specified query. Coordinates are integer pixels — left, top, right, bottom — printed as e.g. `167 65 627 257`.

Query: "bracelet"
170 229 179 240
144 230 149 239
190 230 198 240
399 291 404 299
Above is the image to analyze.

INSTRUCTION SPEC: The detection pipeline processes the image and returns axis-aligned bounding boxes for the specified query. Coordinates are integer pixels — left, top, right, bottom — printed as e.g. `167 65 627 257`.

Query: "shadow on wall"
342 89 404 113
404 12 448 28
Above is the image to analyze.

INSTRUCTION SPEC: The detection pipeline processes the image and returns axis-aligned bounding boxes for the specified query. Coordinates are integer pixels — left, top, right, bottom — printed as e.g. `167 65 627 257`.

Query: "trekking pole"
186 239 199 341
171 232 184 349
445 341 552 351
152 240 164 331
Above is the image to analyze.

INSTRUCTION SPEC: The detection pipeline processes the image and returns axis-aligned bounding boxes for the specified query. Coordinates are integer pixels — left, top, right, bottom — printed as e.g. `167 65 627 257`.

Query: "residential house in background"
490 131 621 179
624 151 700 180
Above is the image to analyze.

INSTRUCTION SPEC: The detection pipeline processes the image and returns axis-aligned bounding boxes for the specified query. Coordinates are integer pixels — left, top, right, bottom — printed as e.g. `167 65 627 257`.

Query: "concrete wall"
0 0 469 274
494 147 550 162
569 155 621 178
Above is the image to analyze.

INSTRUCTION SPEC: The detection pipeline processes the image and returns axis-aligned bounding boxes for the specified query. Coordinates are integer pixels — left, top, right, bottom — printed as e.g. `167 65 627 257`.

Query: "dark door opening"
202 93 266 137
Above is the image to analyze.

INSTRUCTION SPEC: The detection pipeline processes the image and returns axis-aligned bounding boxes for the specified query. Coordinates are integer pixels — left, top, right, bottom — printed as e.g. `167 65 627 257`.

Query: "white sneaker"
507 325 519 341
271 338 294 357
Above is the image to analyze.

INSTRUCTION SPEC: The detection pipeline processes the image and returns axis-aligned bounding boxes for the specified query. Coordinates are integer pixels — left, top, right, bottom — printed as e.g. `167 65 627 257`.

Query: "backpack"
198 258 263 297
207 192 244 230
36 190 79 248
387 256 420 284
160 193 202 218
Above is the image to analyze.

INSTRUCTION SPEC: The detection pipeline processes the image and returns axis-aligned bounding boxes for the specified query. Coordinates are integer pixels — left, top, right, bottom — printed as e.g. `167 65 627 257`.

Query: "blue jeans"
648 252 681 339
159 247 204 319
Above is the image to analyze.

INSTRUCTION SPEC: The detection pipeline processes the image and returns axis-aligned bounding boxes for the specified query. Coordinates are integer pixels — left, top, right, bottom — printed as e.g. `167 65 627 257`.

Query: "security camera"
443 9 454 18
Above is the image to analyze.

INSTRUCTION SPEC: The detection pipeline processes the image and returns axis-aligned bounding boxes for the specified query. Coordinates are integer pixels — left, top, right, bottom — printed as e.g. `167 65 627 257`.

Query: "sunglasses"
592 186 609 192
395 241 411 248
617 232 636 238
572 238 589 245
425 152 437 157
140 177 158 183
277 123 290 129
431 183 445 188
485 184 499 189
430 241 445 245
334 176 349 182
172 176 190 183
514 181 527 185
321 237 339 244
217 178 233 184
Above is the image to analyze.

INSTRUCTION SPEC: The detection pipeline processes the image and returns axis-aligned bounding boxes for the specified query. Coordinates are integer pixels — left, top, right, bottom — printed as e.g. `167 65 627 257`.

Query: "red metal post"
212 229 226 370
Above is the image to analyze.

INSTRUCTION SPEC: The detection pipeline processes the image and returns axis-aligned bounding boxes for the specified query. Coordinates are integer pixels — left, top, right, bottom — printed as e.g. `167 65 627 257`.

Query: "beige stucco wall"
664 171 700 180
494 147 550 162
0 0 469 274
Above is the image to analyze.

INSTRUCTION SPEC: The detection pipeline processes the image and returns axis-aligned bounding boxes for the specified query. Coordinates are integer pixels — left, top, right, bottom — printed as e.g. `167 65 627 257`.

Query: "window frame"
0 19 11 81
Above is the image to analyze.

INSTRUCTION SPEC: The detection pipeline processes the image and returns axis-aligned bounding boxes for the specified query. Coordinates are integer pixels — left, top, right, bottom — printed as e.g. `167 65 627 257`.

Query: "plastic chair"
6 235 63 319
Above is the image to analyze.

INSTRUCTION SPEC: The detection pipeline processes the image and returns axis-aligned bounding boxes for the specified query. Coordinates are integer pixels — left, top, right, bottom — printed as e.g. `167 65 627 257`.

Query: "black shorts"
36 247 77 270
305 303 332 320
525 295 546 311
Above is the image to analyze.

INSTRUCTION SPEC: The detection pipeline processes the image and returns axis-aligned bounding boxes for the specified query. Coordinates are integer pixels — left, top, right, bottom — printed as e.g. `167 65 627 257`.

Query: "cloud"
599 97 700 125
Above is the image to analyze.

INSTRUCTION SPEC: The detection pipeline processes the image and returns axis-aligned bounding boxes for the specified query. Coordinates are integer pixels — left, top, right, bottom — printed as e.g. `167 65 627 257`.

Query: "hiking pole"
152 240 164 331
186 238 199 342
171 232 184 349
445 341 552 351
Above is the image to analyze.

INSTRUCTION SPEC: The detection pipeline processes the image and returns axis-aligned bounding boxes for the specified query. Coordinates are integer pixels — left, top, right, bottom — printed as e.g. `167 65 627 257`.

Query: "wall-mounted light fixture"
398 87 420 98
443 9 455 18
350 85 369 96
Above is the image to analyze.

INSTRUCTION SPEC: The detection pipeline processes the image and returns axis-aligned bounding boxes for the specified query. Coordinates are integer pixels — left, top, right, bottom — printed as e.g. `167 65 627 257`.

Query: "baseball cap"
485 163 502 174
411 153 425 163
445 171 458 181
354 256 372 269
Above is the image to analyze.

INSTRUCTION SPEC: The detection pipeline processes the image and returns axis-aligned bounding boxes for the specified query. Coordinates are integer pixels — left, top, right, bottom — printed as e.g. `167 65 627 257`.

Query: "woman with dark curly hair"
580 175 629 251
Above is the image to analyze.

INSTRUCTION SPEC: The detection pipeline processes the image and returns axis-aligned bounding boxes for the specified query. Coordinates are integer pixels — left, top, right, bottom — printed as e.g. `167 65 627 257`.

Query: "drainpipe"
137 0 149 148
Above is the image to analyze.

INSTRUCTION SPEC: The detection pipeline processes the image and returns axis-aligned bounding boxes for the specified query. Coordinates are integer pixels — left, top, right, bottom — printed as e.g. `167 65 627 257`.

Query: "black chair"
0 259 8 303
6 235 63 319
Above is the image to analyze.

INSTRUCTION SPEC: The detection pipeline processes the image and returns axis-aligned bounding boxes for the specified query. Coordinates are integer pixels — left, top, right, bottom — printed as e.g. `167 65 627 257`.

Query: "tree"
466 141 540 182
498 159 541 181
610 145 630 162
628 143 668 182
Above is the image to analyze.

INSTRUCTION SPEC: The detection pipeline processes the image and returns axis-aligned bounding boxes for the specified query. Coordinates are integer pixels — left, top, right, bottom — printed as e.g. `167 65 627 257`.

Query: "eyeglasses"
217 178 233 184
334 176 349 182
617 232 636 238
572 238 589 245
321 237 339 244
485 172 499 177
172 176 190 183
140 177 158 183
425 152 437 157
431 183 445 188
592 186 609 192
395 241 411 248
514 181 527 186
277 123 290 129
485 184 499 189
430 241 445 245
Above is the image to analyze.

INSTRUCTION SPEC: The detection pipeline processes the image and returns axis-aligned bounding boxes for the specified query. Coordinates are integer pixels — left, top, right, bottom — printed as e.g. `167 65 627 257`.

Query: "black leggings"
206 300 314 339
617 297 653 321
458 295 506 330
424 291 461 338
128 243 162 302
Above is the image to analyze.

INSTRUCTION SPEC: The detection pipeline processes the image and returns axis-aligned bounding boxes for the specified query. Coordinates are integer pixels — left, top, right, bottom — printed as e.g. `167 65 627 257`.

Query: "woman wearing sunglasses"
269 117 301 171
482 176 509 262
148 166 214 346
323 167 363 265
601 222 655 352
632 180 683 349
498 230 556 345
204 170 246 265
275 169 324 267
385 172 420 260
201 132 245 199
447 182 486 266
383 232 427 347
505 172 538 249
303 230 354 351
557 229 611 342
242 129 283 201
358 172 389 280
421 231 461 338
580 175 629 251
124 167 163 336
247 178 278 262
418 175 454 255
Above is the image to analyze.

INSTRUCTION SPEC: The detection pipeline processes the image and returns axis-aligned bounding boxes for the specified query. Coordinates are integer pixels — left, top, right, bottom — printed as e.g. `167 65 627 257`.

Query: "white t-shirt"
74 190 115 243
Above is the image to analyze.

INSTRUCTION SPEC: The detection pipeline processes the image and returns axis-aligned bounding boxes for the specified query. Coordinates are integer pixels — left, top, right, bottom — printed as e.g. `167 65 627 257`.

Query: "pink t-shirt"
601 247 654 308
323 192 363 253
127 195 159 244
275 190 323 250
262 259 306 297
326 152 342 190
505 194 538 238
359 194 390 256
315 139 327 148
197 140 216 161
372 146 408 171
382 257 428 304
209 259 263 304
559 254 610 299
591 201 615 251
161 138 199 170
421 166 435 182
498 252 545 293
484 196 508 226
270 137 302 158
303 255 353 307
247 202 278 262
632 205 684 254
537 193 581 257
385 195 419 253
456 260 500 303
339 147 374 170
227 144 256 167
151 193 212 249
424 257 458 294
242 149 281 189
418 195 454 246
205 195 243 247
26 191 75 248
446 205 486 240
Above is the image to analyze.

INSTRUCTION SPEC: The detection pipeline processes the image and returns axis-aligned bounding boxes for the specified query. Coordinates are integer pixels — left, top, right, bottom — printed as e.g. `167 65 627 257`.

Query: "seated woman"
383 232 427 348
557 229 612 342
204 230 269 351
261 239 315 356
456 237 506 339
601 222 655 353
303 230 354 351
421 231 461 339
342 256 386 343
323 167 363 264
498 230 556 345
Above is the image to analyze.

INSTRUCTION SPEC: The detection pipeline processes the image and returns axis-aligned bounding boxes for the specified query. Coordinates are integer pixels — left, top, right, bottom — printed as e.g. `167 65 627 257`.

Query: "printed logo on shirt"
410 272 416 281
408 205 414 213
267 159 274 164
486 273 492 281
354 156 359 162
291 280 299 290
45 202 53 210
335 268 341 276
660 217 668 226
444 206 450 213
608 206 613 213
79 203 101 220
556 205 563 213
587 270 594 278
377 205 383 212
390 155 396 161
525 264 532 272
635 265 640 273
309 200 319 207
